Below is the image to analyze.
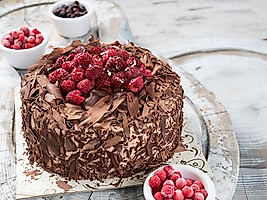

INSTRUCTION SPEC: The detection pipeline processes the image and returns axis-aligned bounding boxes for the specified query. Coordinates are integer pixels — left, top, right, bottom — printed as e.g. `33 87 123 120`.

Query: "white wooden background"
115 0 267 199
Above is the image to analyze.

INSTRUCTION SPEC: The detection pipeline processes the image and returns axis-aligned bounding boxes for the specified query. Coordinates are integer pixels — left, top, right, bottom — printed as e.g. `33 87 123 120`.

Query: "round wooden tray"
0 1 238 200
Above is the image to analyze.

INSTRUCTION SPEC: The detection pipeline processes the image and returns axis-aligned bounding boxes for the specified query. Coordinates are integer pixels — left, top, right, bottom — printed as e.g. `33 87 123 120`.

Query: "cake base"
15 87 212 199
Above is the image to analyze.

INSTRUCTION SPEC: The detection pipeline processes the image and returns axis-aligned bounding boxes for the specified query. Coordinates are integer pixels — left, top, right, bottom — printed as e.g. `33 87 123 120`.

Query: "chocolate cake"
20 37 184 181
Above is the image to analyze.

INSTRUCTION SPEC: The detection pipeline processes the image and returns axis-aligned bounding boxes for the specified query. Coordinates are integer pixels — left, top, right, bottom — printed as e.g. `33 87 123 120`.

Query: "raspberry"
4 35 14 44
27 36 35 44
149 175 161 188
55 56 66 68
118 50 130 61
200 189 208 198
126 57 143 67
48 70 58 83
18 34 25 41
154 169 167 182
191 184 200 192
182 186 194 198
193 192 204 200
170 173 181 183
77 79 95 95
173 189 184 200
61 80 75 93
24 43 35 49
62 61 77 72
125 65 143 79
2 39 11 48
101 49 118 64
140 65 153 77
127 76 144 93
71 67 85 83
74 46 89 54
85 65 102 80
35 34 44 41
163 165 175 177
32 28 40 34
152 187 161 195
20 26 30 36
154 192 164 200
11 31 19 39
73 52 92 68
173 171 182 178
66 53 75 61
92 54 103 66
194 181 203 189
89 46 102 55
185 179 193 186
14 39 22 46
66 90 85 105
56 68 69 82
105 56 125 71
96 72 111 92
13 43 20 49
111 71 126 89
163 180 175 187
176 178 187 189
161 185 174 198
35 39 42 45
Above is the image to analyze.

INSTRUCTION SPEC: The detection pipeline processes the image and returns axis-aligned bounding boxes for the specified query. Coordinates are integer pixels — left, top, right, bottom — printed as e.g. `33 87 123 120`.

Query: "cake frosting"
20 37 184 181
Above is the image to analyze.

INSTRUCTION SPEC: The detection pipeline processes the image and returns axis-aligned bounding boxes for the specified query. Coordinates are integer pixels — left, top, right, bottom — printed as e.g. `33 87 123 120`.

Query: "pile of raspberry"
47 45 152 105
149 165 208 200
2 27 44 49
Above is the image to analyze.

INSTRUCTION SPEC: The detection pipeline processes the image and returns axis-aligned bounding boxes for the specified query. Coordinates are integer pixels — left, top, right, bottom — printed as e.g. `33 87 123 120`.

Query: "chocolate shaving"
122 113 129 138
47 84 63 100
103 135 122 148
160 116 167 135
52 108 67 130
146 82 156 99
37 75 50 88
64 103 83 120
127 92 139 118
44 93 56 103
107 152 119 169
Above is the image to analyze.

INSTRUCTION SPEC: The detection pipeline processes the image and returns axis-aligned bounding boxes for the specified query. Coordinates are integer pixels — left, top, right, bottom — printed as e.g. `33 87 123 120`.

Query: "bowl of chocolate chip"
48 0 94 38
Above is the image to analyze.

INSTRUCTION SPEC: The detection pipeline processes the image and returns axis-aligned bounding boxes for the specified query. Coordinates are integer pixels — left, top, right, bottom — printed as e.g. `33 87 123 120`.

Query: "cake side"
20 38 184 181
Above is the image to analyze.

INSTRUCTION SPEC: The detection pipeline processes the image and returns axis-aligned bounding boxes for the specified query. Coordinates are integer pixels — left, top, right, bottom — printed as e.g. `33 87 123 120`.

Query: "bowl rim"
143 164 216 200
48 0 94 22
0 27 48 53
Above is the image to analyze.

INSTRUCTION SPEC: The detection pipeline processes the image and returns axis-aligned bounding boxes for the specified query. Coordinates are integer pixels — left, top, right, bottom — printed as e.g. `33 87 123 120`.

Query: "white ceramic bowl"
0 28 48 69
48 1 94 38
144 164 216 200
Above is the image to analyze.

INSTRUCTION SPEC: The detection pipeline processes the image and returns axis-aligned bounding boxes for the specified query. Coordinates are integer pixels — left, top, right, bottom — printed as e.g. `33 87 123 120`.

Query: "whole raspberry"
173 171 182 178
118 50 130 61
190 184 200 192
200 189 208 198
173 189 184 200
154 192 164 200
185 179 193 186
55 56 66 68
2 39 11 48
140 64 153 77
92 54 103 66
152 187 161 195
105 56 125 71
149 175 161 188
62 61 77 72
77 79 95 95
194 181 203 189
125 65 143 79
13 43 20 49
101 49 118 64
11 31 19 39
27 36 35 44
89 46 102 55
182 186 194 198
20 26 30 36
96 72 111 92
193 192 205 200
32 28 40 34
4 35 14 44
61 80 75 93
85 65 102 80
71 67 84 83
154 169 167 182
66 90 85 105
111 71 126 90
161 185 174 198
163 180 175 187
176 178 187 189
56 68 69 82
127 76 144 93
66 53 75 61
48 70 58 83
73 52 92 68
126 57 143 67
170 173 181 183
74 46 89 54
163 165 175 177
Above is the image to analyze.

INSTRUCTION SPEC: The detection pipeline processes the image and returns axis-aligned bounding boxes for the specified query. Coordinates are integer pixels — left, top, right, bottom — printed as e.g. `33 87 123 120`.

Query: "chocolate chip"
53 1 87 18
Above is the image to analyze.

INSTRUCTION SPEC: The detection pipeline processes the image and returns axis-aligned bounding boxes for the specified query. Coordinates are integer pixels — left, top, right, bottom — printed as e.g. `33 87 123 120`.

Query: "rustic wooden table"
0 0 267 199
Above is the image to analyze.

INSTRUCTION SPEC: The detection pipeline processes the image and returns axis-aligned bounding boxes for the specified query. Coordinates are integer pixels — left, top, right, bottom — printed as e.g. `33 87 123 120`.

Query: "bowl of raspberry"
144 164 216 200
0 26 48 69
48 1 94 38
